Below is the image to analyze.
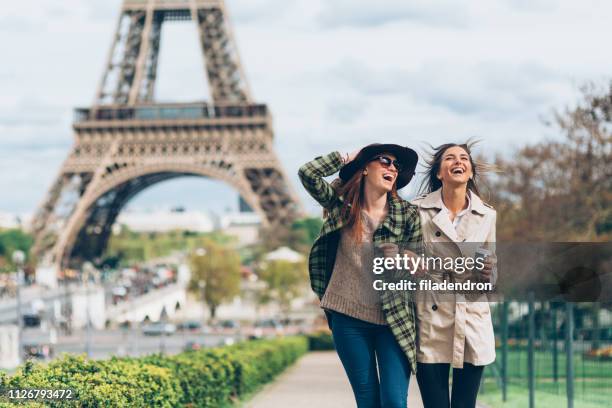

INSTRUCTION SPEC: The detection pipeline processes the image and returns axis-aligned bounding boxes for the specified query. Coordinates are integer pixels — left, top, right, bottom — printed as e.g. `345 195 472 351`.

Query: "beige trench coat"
411 188 496 368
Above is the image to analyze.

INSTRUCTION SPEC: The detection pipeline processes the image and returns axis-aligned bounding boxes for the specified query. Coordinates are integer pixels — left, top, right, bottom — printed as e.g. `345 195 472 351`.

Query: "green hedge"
307 330 335 351
0 337 308 407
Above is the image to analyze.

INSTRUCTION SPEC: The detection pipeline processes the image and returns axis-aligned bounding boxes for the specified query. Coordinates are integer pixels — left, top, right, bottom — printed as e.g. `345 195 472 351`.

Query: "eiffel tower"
31 0 302 273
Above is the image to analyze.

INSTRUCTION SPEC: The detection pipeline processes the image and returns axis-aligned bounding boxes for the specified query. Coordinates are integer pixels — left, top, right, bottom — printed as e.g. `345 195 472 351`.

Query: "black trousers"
416 362 484 408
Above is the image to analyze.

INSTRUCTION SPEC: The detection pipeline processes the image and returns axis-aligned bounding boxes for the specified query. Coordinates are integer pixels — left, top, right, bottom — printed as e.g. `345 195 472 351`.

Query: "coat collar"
419 188 488 216
418 188 489 244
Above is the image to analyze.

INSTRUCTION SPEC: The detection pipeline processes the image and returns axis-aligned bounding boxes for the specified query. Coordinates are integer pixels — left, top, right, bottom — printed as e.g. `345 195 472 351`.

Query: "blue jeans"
330 311 411 408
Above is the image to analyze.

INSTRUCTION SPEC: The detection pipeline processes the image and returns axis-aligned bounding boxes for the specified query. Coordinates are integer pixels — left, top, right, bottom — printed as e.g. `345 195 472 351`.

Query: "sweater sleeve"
297 151 344 209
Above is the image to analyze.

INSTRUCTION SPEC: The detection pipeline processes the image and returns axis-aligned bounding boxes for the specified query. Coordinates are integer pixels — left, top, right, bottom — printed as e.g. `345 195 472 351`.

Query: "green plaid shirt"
298 151 422 373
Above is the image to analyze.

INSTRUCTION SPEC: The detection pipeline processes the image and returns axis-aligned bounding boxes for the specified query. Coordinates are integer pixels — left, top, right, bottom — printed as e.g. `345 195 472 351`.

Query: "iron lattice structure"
31 0 302 269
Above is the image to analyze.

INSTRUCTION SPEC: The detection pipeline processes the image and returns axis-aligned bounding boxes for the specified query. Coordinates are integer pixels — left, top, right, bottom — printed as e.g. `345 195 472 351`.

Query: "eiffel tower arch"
31 0 302 272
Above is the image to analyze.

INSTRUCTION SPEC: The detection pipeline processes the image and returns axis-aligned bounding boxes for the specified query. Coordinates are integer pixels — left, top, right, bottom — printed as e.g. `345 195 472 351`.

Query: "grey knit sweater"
320 212 386 325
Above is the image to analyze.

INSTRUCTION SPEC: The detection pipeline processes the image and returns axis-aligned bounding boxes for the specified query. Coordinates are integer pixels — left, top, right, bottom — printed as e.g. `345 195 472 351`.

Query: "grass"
502 348 612 378
478 384 604 408
479 349 612 407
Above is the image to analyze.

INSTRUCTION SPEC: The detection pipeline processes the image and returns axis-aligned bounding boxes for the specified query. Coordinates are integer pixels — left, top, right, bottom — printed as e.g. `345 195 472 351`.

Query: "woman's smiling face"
364 153 398 193
437 145 473 186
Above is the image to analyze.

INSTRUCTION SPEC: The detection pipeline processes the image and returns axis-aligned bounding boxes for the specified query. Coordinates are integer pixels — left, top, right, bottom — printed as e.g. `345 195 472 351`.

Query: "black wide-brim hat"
339 143 418 190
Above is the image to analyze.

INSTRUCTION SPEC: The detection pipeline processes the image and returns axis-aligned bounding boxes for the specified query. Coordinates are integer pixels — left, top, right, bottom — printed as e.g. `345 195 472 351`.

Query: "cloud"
85 0 121 22
0 110 63 128
226 0 294 24
0 98 72 149
324 59 572 119
326 98 369 123
504 0 558 12
317 0 468 28
1 0 611 215
0 97 68 124
0 148 67 213
0 16 40 32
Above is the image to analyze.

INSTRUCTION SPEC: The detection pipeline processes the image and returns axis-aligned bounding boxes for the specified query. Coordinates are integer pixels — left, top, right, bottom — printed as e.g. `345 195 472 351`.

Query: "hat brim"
339 143 418 189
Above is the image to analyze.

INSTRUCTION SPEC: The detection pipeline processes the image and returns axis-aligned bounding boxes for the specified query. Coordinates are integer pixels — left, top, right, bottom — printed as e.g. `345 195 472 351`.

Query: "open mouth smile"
382 173 395 182
451 167 465 175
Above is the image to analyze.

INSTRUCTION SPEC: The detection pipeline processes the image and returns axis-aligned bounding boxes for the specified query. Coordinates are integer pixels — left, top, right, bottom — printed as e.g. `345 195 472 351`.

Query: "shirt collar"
441 191 471 217
420 188 487 216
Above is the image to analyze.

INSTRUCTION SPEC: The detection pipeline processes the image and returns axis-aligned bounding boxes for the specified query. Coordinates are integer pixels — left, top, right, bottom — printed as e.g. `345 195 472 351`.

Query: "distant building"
0 212 31 230
115 208 215 233
112 206 261 246
264 246 305 263
218 212 261 246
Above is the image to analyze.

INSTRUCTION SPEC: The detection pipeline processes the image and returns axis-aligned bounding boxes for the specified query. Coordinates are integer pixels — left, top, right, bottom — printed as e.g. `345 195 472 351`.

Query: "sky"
1 0 611 217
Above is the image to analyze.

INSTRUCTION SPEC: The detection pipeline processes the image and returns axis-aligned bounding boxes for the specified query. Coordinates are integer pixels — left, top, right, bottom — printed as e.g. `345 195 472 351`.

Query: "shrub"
224 337 308 395
0 337 308 407
138 349 235 407
2 355 180 407
307 330 335 351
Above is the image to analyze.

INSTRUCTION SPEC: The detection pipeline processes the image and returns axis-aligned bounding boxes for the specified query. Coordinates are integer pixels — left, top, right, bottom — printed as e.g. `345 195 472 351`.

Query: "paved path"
245 351 424 408
245 351 490 407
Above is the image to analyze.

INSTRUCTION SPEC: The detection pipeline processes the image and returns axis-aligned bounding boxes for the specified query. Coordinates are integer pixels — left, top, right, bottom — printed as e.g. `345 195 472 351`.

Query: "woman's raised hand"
344 149 361 164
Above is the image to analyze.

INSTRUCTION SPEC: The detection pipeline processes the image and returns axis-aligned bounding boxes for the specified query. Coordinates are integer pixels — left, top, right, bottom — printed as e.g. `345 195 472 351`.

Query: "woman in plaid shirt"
299 144 422 408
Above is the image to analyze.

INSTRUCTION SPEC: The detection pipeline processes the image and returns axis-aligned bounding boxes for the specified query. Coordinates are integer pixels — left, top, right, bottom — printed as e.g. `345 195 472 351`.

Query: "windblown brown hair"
333 165 399 242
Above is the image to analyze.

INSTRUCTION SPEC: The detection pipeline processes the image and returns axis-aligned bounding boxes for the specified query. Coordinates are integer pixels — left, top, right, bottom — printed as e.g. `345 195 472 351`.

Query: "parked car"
23 313 41 328
142 322 177 336
211 320 240 334
177 320 203 332
247 319 284 340
22 328 56 361
219 320 240 330
24 343 54 360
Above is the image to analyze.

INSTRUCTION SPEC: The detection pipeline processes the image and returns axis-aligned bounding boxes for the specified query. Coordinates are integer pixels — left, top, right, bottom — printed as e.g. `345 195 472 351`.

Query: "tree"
257 259 308 317
291 217 323 246
251 217 323 261
490 82 612 241
188 241 241 321
0 229 33 273
106 226 236 265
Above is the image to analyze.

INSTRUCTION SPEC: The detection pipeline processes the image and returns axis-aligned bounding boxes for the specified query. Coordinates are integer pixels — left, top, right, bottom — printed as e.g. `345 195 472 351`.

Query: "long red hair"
335 166 398 242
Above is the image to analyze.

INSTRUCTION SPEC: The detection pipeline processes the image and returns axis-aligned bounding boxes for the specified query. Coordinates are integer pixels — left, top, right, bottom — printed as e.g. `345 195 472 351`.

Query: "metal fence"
480 301 612 408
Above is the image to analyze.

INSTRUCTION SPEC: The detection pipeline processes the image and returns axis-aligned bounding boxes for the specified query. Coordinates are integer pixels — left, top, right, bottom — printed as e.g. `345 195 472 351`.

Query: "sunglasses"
369 155 403 172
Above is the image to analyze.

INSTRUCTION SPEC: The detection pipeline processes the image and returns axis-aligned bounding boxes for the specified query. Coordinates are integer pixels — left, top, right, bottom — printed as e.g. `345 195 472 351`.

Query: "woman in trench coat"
411 142 497 408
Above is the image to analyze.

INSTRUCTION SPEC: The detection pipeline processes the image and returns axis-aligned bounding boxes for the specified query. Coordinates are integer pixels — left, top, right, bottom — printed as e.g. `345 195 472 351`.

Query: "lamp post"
195 248 207 322
82 261 95 358
12 250 26 364
198 280 206 319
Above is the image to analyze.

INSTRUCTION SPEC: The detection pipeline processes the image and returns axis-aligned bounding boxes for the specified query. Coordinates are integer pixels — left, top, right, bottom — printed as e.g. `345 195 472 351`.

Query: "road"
0 285 66 324
46 329 240 360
